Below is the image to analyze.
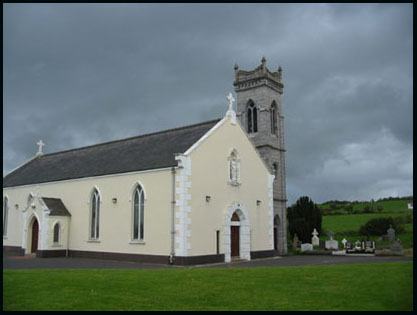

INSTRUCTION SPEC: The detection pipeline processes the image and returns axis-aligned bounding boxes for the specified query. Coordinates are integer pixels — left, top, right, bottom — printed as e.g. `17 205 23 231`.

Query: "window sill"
87 239 101 243
129 240 146 245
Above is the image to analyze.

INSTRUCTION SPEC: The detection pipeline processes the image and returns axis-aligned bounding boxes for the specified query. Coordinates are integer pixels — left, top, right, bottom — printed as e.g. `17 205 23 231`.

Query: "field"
318 198 413 249
3 262 413 311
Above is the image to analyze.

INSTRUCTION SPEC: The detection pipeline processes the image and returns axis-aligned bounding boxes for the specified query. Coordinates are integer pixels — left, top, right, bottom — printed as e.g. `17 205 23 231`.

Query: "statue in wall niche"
230 153 239 182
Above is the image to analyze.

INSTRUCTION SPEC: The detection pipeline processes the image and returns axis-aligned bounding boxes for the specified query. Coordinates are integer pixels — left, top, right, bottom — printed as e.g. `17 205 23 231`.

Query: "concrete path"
3 254 412 270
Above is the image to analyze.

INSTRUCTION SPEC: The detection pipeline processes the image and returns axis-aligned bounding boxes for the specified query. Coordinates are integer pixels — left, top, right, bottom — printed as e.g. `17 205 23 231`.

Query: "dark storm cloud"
3 3 413 204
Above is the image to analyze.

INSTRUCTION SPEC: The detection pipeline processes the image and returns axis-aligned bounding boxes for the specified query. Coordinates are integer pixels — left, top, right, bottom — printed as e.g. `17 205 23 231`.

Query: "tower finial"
261 56 266 64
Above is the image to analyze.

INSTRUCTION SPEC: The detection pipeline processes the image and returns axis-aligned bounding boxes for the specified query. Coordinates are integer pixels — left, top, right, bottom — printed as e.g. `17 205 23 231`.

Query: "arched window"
90 189 100 240
3 196 8 236
53 223 60 244
270 101 278 135
247 100 258 133
133 184 145 241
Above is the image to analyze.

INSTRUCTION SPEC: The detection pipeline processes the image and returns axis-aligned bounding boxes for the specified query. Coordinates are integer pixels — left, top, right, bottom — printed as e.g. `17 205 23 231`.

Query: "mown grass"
3 262 413 311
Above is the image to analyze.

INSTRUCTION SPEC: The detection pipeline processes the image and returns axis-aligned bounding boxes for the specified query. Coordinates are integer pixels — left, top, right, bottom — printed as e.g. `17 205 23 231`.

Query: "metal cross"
227 92 235 111
37 140 45 154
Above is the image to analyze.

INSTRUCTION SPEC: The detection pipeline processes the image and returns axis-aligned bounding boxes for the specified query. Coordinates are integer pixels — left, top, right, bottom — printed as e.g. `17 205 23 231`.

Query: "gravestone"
311 228 320 246
293 234 300 250
346 241 354 253
364 241 376 253
387 225 395 242
301 243 313 252
390 240 403 254
325 230 338 250
342 238 347 249
354 240 362 251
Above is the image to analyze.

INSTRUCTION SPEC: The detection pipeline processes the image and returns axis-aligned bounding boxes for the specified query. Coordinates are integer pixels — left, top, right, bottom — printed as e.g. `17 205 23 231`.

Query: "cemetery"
292 225 405 257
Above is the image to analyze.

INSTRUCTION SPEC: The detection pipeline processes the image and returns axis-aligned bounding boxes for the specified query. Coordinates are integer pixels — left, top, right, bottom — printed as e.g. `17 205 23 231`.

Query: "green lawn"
3 262 413 311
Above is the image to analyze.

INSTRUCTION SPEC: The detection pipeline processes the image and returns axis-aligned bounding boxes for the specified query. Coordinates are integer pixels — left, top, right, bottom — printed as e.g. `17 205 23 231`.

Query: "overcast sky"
3 3 413 205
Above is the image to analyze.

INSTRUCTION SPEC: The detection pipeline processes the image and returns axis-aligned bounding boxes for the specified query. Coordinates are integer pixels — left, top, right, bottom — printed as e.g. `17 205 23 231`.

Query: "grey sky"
3 3 413 204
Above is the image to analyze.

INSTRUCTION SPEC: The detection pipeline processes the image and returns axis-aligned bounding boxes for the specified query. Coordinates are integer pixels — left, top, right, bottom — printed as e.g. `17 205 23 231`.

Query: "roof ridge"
42 118 222 157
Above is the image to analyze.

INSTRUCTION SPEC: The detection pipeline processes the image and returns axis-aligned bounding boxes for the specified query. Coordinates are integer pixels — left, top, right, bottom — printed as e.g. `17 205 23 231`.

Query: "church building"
3 58 287 265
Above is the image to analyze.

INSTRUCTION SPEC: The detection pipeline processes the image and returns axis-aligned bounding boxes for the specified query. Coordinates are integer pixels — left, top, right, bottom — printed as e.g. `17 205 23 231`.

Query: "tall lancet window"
90 189 100 240
3 196 8 236
271 101 278 135
247 101 258 133
133 184 145 241
53 223 60 244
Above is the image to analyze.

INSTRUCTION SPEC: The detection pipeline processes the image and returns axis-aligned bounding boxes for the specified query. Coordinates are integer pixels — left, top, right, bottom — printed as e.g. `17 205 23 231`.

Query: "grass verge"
3 262 413 311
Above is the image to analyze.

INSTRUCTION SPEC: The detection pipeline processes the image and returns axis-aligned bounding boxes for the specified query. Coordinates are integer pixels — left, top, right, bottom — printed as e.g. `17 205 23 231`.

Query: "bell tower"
234 57 287 255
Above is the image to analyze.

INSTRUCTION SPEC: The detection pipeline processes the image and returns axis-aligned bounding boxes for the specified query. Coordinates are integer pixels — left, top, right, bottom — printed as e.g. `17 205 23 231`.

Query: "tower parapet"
234 57 284 94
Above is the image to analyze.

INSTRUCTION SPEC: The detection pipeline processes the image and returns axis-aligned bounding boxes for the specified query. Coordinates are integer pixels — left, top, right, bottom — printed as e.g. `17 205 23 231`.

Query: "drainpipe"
66 218 70 257
169 166 176 264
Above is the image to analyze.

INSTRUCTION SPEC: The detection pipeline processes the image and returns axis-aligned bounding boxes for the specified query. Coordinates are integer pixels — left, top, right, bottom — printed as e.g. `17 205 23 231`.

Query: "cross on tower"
37 140 45 155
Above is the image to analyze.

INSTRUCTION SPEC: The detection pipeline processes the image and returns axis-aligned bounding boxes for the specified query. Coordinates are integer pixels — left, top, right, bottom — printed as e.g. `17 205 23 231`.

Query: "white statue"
230 154 239 182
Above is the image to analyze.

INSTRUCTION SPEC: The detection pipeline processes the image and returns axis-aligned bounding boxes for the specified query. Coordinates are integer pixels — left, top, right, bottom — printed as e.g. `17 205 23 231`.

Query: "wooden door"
231 226 240 257
274 227 278 251
31 220 39 253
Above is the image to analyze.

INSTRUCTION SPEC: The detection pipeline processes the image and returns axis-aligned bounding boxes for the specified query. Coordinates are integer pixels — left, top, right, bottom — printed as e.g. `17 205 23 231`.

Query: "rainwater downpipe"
169 166 176 264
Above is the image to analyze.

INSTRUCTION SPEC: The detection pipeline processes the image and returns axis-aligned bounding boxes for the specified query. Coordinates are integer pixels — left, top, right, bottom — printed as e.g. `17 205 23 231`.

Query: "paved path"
3 254 412 270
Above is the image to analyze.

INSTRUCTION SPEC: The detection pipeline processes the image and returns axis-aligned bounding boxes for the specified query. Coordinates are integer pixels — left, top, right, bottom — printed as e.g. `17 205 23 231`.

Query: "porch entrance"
31 219 39 254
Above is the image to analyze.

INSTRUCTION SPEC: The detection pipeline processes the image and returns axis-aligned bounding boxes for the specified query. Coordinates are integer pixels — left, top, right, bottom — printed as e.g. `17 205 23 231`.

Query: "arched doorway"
224 203 251 263
230 212 240 258
31 219 39 254
274 215 280 253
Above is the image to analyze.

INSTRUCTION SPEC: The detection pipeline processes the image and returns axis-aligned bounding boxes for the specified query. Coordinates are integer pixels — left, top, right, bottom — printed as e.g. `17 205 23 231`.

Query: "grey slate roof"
3 119 221 188
41 197 71 216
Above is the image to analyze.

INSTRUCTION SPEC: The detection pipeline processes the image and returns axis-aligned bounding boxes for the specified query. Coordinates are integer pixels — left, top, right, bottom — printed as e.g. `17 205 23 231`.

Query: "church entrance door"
31 219 39 254
231 226 240 257
274 227 278 251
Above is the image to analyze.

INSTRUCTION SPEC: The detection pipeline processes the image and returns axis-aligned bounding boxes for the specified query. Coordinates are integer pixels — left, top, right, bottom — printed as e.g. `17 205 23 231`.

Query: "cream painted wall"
3 168 173 256
184 114 274 257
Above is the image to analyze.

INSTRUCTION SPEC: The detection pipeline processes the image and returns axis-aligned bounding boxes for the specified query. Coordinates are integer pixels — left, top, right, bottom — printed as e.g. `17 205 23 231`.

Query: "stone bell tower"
234 57 287 255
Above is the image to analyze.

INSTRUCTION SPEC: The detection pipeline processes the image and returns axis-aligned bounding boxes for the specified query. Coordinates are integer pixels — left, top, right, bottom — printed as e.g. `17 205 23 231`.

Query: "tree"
287 196 322 243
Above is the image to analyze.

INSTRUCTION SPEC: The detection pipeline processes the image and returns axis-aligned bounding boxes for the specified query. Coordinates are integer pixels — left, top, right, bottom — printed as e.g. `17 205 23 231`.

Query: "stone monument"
325 231 338 250
311 228 319 246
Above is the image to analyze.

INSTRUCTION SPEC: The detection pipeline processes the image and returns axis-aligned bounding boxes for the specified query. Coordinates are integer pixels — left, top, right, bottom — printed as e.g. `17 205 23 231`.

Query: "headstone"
301 243 313 252
387 225 395 242
325 230 338 250
390 240 403 254
342 238 347 249
354 240 362 251
325 239 339 250
327 230 334 240
364 241 376 253
311 228 320 246
293 234 299 250
346 241 354 252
